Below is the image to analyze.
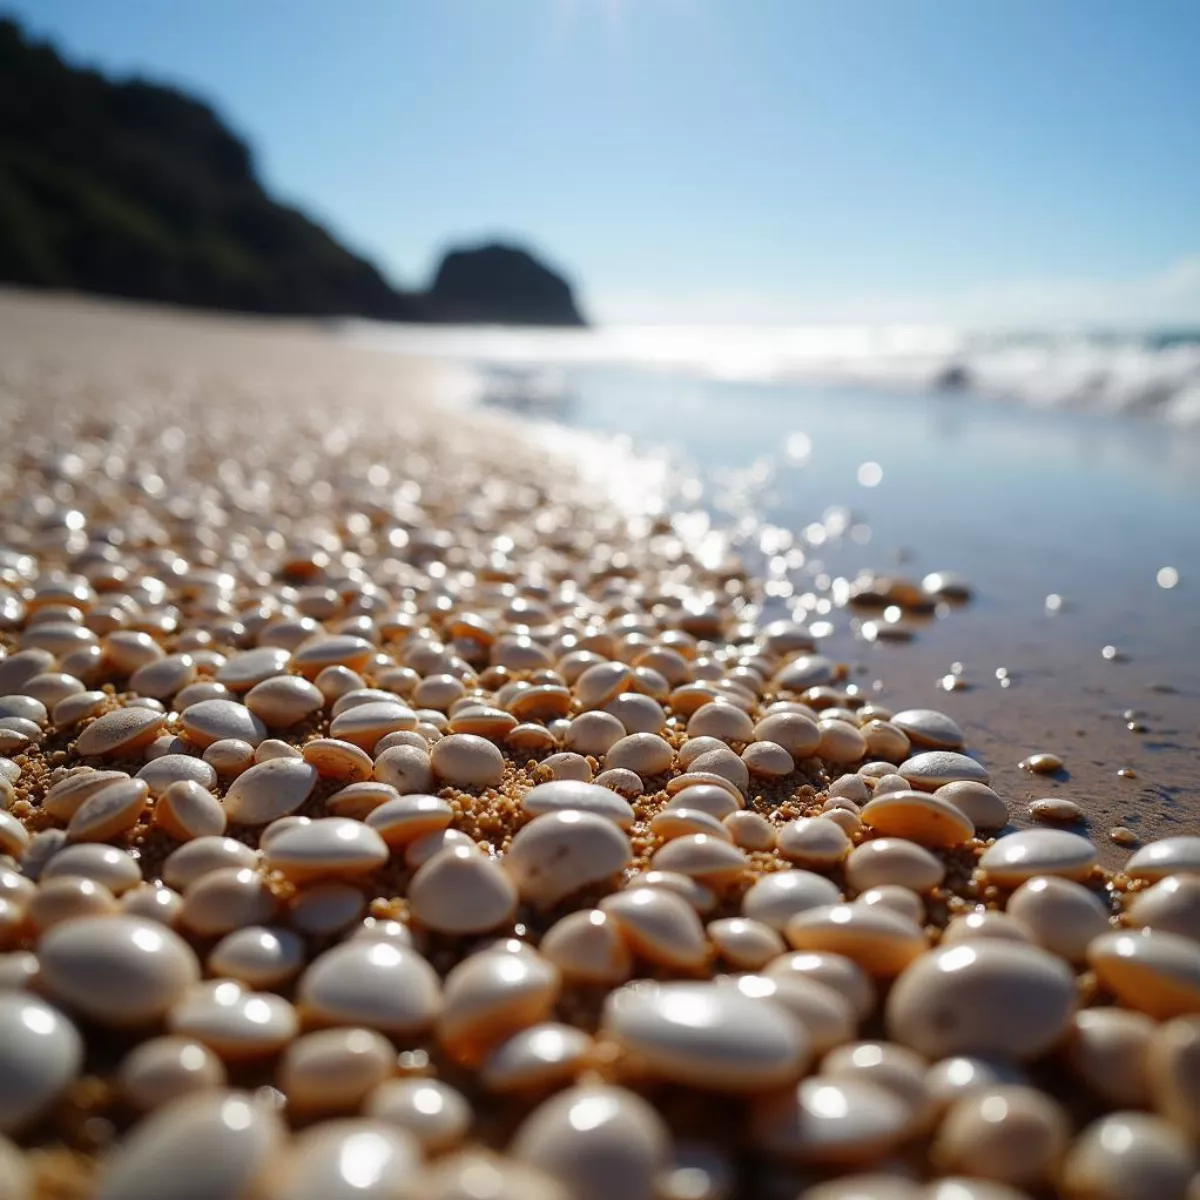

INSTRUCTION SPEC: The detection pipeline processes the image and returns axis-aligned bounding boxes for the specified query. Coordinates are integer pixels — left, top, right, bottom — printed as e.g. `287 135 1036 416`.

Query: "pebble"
748 973 857 1053
288 882 365 935
155 779 227 841
73 706 165 757
708 917 785 969
754 711 821 758
1087 930 1200 1019
778 817 852 866
512 1084 669 1200
179 699 267 748
66 775 150 842
522 779 636 828
785 904 928 977
243 675 325 728
281 1027 395 1111
979 829 1098 886
179 867 277 935
329 700 418 750
409 845 518 934
366 1077 472 1152
136 754 218 797
162 836 257 890
221 757 319 824
1030 797 1085 822
431 734 505 788
899 751 990 790
818 719 868 764
117 1036 227 1111
38 915 200 1025
300 940 441 1034
753 1076 916 1163
302 737 374 782
1006 875 1109 962
931 1085 1068 1186
600 887 709 969
27 875 117 930
1146 1015 1200 1139
96 1090 285 1200
663 784 740 820
890 709 965 750
1125 874 1200 940
481 1022 593 1092
1067 1007 1154 1107
724 809 776 850
861 790 975 846
1059 1112 1196 1200
651 806 732 842
1019 752 1063 775
42 768 132 820
845 838 945 893
0 812 29 858
923 1056 1028 1109
935 781 1009 830
858 885 926 926
743 870 841 931
263 816 389 882
504 811 632 907
201 738 255 778
886 941 1076 1059
539 909 633 984
366 793 454 846
604 979 808 1089
861 720 912 762
273 1120 420 1200
1125 836 1200 882
438 946 560 1061
0 992 83 1132
765 951 876 1019
207 925 305 988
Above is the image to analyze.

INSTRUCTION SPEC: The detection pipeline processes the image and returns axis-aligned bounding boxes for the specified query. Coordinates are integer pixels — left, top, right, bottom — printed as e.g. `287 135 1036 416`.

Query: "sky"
6 0 1200 326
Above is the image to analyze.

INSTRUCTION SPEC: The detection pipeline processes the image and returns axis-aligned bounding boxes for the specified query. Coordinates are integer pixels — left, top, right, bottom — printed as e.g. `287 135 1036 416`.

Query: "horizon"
5 0 1200 327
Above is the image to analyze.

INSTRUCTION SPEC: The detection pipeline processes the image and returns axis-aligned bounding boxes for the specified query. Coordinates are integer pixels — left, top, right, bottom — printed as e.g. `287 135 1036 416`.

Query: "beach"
0 291 1198 1197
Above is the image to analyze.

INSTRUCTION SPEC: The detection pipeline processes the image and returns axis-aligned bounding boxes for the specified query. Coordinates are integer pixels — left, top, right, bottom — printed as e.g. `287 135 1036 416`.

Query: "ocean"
342 321 1200 423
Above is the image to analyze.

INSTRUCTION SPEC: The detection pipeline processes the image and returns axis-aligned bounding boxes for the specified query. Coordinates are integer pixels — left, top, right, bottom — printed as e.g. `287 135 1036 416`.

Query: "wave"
339 320 1200 423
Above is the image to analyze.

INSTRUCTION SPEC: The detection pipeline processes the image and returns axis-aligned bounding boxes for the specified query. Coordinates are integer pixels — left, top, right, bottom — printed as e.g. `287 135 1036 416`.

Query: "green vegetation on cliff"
0 18 584 324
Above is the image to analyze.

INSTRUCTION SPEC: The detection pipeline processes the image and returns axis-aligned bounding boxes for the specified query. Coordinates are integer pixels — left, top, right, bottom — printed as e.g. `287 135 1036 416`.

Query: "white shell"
0 992 83 1132
96 1091 285 1200
409 845 518 935
742 870 841 932
300 940 441 1034
117 1036 226 1111
38 916 200 1026
365 1077 472 1152
979 829 1098 886
280 1027 395 1111
504 811 632 908
887 941 1075 1059
602 979 809 1090
512 1084 670 1200
523 780 636 827
600 886 709 969
221 758 319 825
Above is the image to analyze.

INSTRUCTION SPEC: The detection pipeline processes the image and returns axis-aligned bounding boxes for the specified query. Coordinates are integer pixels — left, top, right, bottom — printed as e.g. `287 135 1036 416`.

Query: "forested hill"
0 19 585 325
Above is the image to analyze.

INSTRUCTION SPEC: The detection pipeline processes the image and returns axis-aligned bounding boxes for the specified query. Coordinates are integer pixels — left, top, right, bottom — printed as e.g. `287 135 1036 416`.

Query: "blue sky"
6 0 1200 325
